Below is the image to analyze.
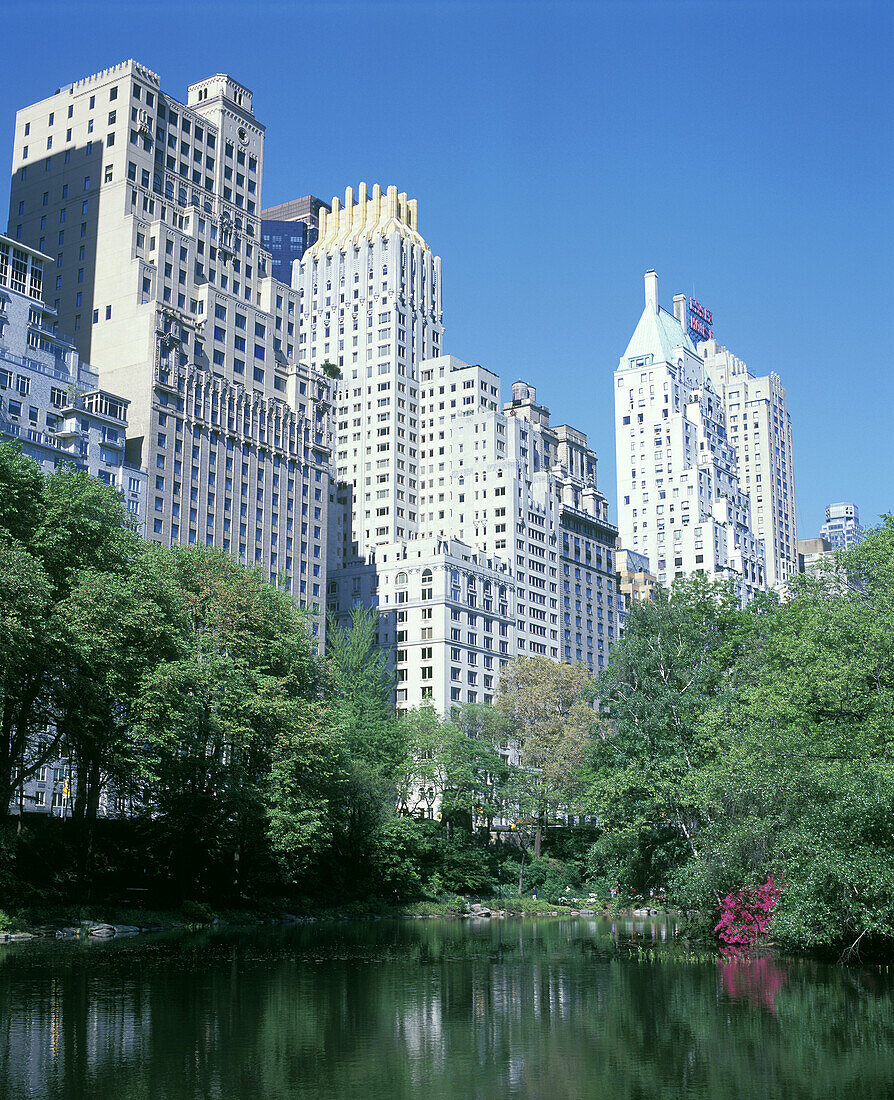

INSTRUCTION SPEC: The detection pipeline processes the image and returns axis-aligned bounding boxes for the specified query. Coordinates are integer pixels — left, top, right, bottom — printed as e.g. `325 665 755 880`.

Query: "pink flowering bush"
715 877 782 946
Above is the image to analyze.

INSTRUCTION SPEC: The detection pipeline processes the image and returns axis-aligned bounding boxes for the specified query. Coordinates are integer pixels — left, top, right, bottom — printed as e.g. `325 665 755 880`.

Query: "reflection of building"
617 547 658 604
820 502 864 550
700 339 798 590
614 271 765 604
0 234 147 523
261 195 329 283
8 62 333 638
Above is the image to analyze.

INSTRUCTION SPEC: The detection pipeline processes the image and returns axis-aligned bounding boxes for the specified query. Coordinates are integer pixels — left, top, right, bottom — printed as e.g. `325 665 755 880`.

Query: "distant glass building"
261 196 330 284
820 503 865 550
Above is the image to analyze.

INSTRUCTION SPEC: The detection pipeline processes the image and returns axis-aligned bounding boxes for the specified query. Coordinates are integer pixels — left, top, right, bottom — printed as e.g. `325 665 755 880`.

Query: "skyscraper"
8 62 333 634
327 358 619 713
614 271 765 603
301 186 618 712
296 184 443 557
700 339 798 589
261 195 329 283
820 502 864 549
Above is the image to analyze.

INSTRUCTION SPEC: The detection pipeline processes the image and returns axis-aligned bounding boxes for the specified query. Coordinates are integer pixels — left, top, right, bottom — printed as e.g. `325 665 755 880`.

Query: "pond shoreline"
1 900 676 944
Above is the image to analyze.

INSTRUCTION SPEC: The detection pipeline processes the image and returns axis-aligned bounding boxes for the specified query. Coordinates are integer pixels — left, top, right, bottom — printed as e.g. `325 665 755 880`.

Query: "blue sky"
3 0 891 535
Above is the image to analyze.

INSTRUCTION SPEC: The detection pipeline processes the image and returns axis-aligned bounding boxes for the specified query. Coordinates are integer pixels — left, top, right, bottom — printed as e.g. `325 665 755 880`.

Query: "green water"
1 916 892 1099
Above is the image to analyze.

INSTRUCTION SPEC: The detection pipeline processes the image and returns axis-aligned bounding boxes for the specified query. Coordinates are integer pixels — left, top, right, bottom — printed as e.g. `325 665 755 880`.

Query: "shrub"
182 899 214 923
715 877 782 946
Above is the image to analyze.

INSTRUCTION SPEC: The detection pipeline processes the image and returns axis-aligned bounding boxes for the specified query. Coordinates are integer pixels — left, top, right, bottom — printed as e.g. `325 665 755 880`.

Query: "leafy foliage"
593 523 894 957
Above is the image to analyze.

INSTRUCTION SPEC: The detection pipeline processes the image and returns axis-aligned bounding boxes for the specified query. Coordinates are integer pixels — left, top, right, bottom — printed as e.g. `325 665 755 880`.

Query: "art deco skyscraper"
295 185 443 560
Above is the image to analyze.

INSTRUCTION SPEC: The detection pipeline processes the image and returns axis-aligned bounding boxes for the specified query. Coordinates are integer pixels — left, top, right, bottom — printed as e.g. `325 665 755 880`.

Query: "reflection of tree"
1 924 893 1099
719 951 788 1014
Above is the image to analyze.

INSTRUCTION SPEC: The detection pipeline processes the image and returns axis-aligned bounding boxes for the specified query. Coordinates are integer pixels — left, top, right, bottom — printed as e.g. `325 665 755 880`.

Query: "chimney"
644 270 659 313
673 293 687 327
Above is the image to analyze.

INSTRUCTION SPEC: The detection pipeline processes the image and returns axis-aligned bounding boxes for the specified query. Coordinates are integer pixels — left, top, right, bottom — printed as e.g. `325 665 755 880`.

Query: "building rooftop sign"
688 297 713 342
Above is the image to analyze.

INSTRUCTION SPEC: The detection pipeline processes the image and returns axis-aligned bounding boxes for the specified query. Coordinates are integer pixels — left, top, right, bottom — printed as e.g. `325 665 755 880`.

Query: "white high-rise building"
295 184 443 561
700 339 798 589
328 355 619 714
8 61 333 636
305 188 620 713
614 271 765 603
820 502 864 550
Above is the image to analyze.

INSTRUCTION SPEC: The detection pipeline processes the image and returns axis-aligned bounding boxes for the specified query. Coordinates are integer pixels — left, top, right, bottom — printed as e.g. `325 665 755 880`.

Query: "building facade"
304 187 619 713
820 502 864 550
296 183 443 557
326 356 620 713
614 271 765 604
617 547 658 604
797 536 834 574
0 232 147 522
700 338 797 590
260 195 329 283
8 62 333 635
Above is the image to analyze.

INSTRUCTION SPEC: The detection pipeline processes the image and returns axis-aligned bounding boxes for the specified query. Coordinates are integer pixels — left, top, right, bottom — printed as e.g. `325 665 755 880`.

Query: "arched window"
395 571 408 586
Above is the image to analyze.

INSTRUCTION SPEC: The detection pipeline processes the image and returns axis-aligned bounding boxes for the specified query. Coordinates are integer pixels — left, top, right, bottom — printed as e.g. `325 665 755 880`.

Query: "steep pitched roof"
622 304 696 364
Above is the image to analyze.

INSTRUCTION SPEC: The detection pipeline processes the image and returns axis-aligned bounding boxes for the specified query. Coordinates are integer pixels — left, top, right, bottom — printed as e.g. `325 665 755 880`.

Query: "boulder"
89 924 116 937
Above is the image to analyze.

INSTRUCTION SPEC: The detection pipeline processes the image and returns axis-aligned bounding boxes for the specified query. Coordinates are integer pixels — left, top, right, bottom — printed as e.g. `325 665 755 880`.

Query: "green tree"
0 447 143 822
589 574 757 896
0 539 57 816
395 704 511 830
267 702 351 886
681 522 894 954
326 606 404 778
135 546 322 897
450 703 513 830
497 656 596 857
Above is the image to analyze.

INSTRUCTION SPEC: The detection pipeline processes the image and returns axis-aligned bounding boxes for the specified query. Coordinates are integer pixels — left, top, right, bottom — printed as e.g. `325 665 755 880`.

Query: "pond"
1 916 892 1099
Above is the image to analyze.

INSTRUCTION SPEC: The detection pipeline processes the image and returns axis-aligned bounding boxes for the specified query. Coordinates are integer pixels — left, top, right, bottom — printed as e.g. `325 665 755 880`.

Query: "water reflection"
719 949 788 1014
1 918 892 1099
